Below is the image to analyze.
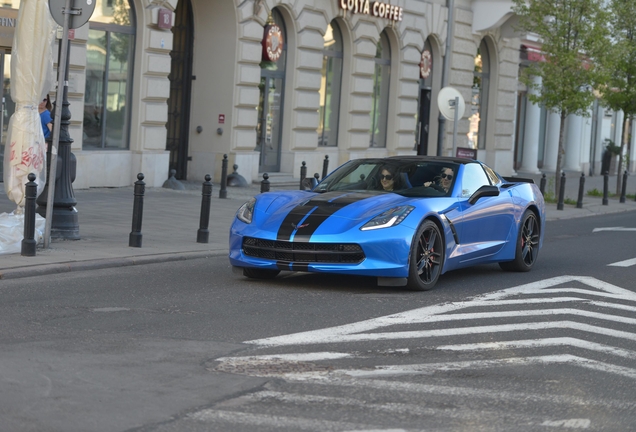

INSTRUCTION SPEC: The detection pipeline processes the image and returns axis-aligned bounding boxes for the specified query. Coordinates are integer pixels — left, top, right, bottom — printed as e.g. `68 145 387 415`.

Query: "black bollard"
197 174 213 243
539 174 546 196
299 161 307 190
602 171 609 206
21 173 38 257
129 173 145 248
576 173 585 209
322 155 329 180
261 173 270 193
620 170 628 203
557 172 566 211
219 154 228 199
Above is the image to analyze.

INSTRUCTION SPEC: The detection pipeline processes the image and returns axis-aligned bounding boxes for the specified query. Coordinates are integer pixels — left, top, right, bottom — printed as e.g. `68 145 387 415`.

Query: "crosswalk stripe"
436 337 636 359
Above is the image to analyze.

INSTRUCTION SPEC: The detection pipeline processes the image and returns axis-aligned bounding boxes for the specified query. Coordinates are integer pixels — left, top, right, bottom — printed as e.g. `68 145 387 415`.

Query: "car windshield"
314 159 460 198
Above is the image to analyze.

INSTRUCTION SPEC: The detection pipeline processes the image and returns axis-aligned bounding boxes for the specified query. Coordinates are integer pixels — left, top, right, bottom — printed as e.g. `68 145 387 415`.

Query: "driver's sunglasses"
441 173 453 180
380 174 394 180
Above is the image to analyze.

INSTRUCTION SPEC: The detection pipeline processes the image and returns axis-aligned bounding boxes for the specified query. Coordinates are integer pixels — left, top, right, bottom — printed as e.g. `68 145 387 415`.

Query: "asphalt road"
0 212 634 431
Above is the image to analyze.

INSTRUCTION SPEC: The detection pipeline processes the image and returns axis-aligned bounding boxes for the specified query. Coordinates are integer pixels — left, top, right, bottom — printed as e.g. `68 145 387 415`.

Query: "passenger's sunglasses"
441 173 453 180
380 174 394 180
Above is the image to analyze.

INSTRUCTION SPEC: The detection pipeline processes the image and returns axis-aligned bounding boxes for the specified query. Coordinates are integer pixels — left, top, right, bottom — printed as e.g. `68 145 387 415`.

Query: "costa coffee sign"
262 23 284 62
338 0 403 22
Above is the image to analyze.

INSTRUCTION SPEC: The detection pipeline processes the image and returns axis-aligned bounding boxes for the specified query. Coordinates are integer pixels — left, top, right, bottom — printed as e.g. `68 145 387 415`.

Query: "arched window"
317 21 343 147
256 8 287 173
370 31 390 148
83 0 136 149
468 40 489 150
415 38 433 155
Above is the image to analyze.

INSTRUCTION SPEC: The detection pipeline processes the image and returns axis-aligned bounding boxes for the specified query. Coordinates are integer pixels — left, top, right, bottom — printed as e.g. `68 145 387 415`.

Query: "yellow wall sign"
338 0 403 22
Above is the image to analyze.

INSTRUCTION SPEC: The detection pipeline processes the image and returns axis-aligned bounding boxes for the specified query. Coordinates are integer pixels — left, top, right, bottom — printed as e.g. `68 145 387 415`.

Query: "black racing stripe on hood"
276 192 371 241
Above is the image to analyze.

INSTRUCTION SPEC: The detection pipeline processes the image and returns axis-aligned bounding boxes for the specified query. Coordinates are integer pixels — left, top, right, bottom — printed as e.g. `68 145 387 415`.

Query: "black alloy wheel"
407 220 444 291
499 209 540 272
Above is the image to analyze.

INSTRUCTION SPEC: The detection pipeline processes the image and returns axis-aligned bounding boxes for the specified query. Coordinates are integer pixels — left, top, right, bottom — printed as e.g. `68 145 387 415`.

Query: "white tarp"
0 0 55 254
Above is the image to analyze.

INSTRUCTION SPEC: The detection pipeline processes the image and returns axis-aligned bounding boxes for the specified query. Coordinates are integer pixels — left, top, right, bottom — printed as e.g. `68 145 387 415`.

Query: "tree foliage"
599 0 636 191
512 0 610 194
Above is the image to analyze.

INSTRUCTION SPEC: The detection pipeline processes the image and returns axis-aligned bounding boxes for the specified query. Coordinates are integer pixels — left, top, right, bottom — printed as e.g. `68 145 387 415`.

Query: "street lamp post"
36 31 79 239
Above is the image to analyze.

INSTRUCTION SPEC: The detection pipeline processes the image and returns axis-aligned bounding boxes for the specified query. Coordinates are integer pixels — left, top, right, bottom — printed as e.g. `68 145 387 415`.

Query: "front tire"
406 220 444 291
243 268 281 279
499 210 540 272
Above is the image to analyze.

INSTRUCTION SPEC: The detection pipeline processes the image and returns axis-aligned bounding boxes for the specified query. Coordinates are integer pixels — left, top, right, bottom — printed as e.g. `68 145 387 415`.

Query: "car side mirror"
468 185 499 205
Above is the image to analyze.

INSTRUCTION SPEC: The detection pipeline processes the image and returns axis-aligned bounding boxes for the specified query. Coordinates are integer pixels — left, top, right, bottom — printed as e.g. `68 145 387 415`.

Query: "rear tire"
406 220 444 291
499 210 540 272
243 268 280 279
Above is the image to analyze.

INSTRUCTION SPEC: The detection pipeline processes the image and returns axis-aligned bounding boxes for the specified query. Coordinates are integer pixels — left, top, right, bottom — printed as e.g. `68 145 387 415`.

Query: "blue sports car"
229 156 545 290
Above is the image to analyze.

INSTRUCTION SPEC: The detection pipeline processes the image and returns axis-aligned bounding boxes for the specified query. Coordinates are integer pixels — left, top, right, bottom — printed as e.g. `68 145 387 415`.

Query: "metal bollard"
602 172 609 206
322 155 329 180
620 170 628 203
21 173 38 257
576 173 585 209
197 174 213 243
557 172 566 211
219 154 228 199
129 173 145 248
261 173 270 193
539 174 546 196
299 161 307 190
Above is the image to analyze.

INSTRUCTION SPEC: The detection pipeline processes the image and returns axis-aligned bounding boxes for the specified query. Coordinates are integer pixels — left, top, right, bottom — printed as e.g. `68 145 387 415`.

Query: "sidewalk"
1 172 635 280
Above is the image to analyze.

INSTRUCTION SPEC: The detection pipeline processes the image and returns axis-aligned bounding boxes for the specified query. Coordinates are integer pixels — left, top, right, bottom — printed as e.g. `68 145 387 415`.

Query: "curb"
0 250 229 280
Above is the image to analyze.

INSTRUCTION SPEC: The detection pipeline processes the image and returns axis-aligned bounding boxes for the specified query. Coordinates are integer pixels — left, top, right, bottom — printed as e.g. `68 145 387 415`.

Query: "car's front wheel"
499 209 540 272
407 220 444 291
243 267 281 279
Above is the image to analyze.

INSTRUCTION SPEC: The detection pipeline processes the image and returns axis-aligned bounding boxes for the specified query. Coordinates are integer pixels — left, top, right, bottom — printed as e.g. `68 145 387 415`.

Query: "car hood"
253 190 417 240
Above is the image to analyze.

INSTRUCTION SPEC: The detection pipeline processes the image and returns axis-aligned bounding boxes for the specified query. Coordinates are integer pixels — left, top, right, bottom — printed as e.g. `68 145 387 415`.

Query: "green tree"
512 0 610 196
599 0 636 193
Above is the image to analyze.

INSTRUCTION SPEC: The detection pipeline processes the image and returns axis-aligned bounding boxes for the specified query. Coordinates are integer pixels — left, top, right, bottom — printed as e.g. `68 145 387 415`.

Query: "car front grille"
243 237 365 264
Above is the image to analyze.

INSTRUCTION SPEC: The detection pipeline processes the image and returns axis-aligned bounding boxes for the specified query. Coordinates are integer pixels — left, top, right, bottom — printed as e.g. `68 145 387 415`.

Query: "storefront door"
416 88 431 155
0 49 14 182
257 71 284 173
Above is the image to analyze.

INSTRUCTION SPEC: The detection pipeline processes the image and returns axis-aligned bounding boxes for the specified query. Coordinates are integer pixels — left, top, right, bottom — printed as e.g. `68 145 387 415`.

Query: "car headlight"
361 205 414 231
236 198 256 224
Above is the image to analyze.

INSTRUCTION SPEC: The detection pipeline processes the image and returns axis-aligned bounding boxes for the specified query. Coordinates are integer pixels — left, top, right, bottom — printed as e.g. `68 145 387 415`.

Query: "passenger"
424 167 454 193
377 164 403 192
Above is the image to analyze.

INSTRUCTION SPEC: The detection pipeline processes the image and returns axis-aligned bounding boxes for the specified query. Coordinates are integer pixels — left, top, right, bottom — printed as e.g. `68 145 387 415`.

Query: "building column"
564 113 583 172
543 110 560 172
519 75 542 173
590 101 604 175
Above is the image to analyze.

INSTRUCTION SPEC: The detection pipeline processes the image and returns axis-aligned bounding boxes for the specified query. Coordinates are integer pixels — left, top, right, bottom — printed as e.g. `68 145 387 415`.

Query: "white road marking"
541 418 591 429
436 337 636 359
608 257 636 267
225 390 537 423
216 352 353 363
187 409 397 431
245 276 636 347
593 227 636 232
333 355 636 380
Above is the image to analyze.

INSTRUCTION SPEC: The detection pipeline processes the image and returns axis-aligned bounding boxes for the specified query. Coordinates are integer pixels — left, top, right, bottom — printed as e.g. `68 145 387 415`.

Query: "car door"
447 163 517 263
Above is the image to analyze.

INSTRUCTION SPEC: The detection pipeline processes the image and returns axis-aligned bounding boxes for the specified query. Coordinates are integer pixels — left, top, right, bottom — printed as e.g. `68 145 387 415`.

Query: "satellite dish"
437 86 465 121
